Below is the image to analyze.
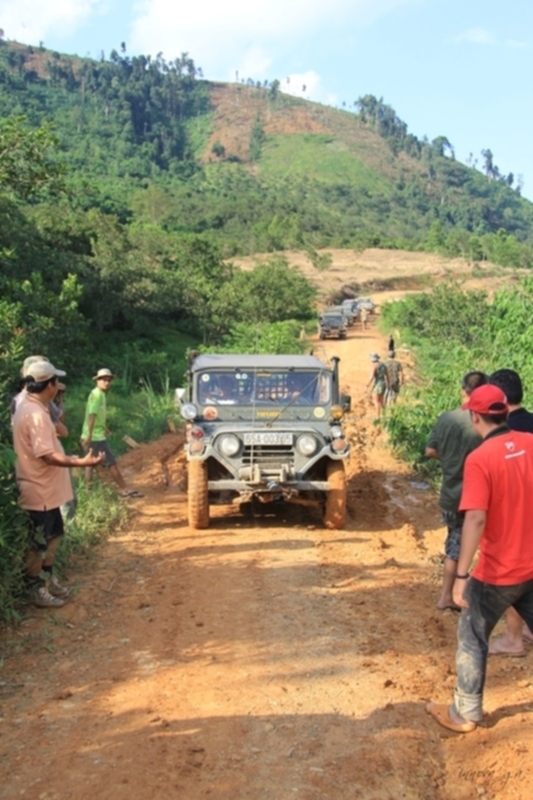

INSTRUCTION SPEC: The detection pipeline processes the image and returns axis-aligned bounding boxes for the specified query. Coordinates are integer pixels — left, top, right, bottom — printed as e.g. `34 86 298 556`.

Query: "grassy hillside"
2 39 533 256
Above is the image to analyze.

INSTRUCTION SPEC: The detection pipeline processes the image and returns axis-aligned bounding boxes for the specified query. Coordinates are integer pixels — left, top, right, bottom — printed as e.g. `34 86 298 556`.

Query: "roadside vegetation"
381 280 533 476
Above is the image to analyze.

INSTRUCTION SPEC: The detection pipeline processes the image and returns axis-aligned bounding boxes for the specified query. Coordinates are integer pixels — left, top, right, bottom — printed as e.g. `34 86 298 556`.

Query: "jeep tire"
188 460 210 529
324 460 347 530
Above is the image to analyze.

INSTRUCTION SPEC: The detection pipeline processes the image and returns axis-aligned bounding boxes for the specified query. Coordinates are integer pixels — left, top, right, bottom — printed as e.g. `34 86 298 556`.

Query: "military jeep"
318 311 347 339
178 354 350 530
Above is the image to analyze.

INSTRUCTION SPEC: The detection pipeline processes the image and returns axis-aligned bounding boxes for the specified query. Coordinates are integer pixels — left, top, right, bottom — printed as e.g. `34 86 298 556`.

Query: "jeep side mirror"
341 394 351 413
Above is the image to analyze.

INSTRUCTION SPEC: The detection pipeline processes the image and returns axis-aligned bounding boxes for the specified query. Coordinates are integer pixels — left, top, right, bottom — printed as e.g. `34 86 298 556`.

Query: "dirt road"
1 320 532 800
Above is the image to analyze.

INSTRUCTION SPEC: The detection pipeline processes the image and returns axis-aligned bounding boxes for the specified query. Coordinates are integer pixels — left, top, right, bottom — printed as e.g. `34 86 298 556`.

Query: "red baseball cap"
462 384 509 415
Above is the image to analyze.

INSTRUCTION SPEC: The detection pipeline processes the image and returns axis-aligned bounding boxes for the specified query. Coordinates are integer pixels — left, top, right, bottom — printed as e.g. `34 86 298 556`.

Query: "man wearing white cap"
12 360 105 608
81 368 142 497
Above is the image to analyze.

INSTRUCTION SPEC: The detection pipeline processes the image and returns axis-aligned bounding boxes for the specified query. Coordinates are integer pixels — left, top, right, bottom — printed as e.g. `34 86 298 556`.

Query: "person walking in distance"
426 384 533 733
366 353 388 419
384 350 403 406
425 371 487 611
81 368 142 498
12 360 104 608
486 368 533 656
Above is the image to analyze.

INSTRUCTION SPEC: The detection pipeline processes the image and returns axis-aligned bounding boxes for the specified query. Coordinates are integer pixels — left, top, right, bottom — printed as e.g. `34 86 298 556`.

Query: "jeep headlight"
218 434 241 457
330 405 344 420
180 403 198 421
296 434 318 456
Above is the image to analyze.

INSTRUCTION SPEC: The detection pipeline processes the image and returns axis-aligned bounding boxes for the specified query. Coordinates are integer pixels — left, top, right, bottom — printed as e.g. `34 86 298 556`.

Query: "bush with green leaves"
380 278 533 472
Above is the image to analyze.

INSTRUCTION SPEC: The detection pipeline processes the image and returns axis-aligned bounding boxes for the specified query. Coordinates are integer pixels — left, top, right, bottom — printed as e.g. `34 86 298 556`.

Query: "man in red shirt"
426 384 533 733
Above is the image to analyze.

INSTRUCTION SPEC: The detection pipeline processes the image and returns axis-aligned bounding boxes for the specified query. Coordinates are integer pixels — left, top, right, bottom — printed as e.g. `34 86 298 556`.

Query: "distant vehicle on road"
355 297 375 313
318 311 347 339
329 304 356 326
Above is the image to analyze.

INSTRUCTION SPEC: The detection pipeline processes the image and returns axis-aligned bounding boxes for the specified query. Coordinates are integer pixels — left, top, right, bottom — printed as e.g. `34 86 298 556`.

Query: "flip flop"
425 702 477 733
436 604 462 613
488 638 526 657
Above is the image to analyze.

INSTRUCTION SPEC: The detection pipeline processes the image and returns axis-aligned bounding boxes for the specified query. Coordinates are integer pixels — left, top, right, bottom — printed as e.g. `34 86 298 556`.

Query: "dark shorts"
85 439 116 467
442 508 464 561
372 380 387 396
28 508 64 552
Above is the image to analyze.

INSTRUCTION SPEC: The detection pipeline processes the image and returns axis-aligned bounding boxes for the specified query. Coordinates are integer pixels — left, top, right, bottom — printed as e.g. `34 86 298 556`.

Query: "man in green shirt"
425 371 487 610
81 368 142 498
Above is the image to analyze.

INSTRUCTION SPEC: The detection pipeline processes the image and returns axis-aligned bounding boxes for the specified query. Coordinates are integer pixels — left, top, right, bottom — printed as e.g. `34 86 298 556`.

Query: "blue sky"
1 0 532 198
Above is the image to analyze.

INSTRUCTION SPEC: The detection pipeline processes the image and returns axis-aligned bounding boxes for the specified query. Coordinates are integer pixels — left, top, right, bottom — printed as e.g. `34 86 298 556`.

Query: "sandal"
425 702 477 733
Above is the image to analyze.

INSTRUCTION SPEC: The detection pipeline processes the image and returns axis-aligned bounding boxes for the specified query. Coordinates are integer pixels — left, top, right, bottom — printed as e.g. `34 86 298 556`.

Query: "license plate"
244 432 292 446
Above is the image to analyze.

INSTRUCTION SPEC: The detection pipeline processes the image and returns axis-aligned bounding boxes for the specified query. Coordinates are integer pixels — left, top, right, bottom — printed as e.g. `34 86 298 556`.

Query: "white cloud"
129 0 417 80
238 44 273 79
453 28 496 45
283 70 321 99
505 39 529 49
0 0 105 43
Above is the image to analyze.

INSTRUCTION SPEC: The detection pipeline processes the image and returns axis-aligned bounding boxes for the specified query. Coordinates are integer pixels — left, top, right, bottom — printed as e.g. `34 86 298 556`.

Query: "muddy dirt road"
1 320 532 800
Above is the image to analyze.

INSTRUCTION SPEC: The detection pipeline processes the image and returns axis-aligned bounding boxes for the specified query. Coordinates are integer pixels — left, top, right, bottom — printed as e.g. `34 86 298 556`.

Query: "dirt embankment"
1 313 532 800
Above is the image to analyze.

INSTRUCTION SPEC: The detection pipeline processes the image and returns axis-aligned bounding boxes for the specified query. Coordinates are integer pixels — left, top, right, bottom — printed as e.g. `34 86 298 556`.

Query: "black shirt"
507 407 533 434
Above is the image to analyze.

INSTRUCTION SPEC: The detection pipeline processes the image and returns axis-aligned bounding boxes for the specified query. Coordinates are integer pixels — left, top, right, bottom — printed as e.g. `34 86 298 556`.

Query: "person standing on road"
384 351 403 406
366 353 388 418
425 371 487 611
486 368 533 656
81 368 143 498
12 360 105 608
360 307 369 331
426 384 533 733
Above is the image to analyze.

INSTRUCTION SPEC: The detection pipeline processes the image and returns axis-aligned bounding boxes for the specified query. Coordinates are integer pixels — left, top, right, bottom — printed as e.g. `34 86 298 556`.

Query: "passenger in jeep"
200 374 237 405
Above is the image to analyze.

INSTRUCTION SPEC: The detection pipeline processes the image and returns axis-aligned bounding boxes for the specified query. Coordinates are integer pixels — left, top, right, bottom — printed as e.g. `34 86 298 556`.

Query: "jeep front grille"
243 444 295 471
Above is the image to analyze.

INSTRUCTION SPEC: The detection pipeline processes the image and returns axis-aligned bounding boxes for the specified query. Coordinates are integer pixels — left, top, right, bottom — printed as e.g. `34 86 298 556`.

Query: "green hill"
1 39 533 256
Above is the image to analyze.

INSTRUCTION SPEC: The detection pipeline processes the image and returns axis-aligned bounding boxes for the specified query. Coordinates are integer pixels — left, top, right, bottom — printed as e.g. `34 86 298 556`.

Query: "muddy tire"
324 460 347 530
188 460 210 529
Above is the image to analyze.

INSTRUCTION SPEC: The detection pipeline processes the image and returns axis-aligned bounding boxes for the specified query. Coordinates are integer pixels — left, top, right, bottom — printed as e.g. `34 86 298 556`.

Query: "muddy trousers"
454 577 533 721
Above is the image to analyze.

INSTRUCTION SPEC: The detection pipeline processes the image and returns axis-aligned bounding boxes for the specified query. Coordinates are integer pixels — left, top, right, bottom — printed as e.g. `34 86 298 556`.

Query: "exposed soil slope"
1 315 532 800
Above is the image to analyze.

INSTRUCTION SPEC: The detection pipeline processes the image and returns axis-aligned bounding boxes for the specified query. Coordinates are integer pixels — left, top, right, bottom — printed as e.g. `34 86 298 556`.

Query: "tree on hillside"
0 116 65 198
269 79 280 101
249 113 266 161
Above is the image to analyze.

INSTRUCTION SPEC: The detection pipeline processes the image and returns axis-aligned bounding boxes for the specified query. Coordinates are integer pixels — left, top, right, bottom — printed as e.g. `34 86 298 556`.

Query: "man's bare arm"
453 509 486 608
425 446 439 459
42 450 104 468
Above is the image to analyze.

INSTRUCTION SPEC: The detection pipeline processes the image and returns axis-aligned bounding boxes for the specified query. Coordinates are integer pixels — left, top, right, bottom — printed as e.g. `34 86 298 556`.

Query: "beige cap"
26 360 66 382
21 355 48 379
92 368 115 381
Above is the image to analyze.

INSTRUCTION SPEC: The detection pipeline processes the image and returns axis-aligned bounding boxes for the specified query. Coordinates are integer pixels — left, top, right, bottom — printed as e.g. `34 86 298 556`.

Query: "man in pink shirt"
12 360 104 608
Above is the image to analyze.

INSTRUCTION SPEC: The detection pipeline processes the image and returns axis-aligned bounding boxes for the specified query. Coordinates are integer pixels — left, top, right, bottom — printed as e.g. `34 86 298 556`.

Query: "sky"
1 0 532 198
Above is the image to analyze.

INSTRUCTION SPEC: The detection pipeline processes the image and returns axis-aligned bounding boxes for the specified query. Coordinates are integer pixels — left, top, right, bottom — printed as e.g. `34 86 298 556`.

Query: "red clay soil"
0 321 532 800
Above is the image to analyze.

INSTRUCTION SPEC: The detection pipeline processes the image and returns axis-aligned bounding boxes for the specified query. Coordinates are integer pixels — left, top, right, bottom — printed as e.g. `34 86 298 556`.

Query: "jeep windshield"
197 369 331 406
